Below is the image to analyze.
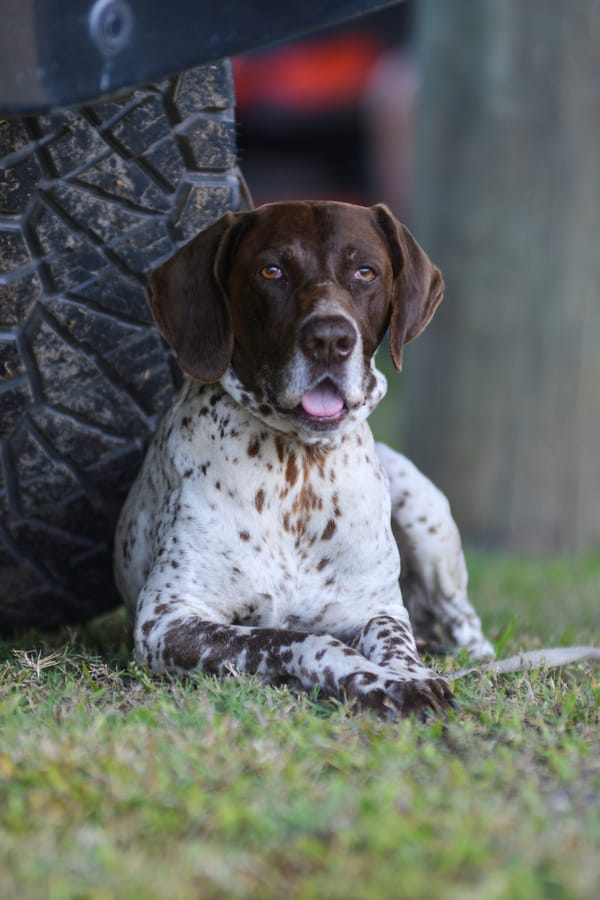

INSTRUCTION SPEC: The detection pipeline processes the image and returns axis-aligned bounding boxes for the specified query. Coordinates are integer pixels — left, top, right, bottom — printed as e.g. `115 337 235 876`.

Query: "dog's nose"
300 315 357 365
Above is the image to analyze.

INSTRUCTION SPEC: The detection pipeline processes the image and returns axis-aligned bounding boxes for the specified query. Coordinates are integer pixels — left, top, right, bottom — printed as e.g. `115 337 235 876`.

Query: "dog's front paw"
384 673 455 721
339 670 454 721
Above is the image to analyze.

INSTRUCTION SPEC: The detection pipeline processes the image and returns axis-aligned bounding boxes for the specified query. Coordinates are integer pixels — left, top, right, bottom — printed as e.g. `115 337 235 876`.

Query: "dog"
114 201 493 719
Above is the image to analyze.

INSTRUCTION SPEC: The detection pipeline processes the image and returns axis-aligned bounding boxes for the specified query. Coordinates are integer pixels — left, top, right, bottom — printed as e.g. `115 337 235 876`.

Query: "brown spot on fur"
428 525 439 534
292 484 321 514
285 452 299 486
163 621 201 670
255 489 265 513
155 602 174 616
247 436 261 457
275 435 285 463
303 445 327 480
317 557 330 571
239 530 250 542
321 519 336 541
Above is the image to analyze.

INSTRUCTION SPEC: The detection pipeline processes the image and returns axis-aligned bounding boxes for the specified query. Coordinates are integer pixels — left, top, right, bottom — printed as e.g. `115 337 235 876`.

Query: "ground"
0 553 599 899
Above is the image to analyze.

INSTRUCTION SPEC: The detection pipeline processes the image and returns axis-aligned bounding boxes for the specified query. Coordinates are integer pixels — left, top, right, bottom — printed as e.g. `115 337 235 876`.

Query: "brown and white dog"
114 201 493 719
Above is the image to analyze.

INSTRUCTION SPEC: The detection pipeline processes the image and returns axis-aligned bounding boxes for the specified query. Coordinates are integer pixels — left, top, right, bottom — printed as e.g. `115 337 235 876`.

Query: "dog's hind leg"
375 442 495 660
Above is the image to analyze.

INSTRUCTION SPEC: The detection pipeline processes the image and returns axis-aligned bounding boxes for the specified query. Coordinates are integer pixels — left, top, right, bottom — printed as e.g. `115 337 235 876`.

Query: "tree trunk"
405 0 600 553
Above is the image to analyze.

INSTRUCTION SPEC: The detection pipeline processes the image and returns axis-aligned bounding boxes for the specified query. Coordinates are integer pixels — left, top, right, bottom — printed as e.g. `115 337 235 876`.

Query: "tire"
0 61 247 633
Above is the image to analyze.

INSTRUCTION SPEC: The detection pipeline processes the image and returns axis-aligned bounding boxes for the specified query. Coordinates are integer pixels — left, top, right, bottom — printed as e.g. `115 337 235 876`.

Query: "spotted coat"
114 201 493 719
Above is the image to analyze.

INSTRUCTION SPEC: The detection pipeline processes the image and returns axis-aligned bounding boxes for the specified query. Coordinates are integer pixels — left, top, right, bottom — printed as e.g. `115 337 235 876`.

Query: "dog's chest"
167 387 399 626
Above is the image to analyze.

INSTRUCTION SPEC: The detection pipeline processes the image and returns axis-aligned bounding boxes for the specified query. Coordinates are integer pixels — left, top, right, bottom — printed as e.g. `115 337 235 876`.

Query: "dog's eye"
354 266 377 282
260 265 283 280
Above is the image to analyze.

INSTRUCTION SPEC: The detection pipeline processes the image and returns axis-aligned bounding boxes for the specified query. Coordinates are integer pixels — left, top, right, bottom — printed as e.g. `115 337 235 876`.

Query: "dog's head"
147 201 443 441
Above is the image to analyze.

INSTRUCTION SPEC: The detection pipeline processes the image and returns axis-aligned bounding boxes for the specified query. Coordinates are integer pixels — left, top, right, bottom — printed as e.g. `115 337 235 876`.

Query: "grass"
1 553 599 899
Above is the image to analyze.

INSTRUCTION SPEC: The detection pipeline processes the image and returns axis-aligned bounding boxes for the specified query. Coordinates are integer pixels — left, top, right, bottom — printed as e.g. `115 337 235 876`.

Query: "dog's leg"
351 614 453 710
135 598 453 719
375 442 494 659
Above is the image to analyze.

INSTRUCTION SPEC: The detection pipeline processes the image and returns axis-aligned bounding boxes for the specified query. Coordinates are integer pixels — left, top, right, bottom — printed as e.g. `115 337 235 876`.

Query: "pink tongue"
301 383 344 418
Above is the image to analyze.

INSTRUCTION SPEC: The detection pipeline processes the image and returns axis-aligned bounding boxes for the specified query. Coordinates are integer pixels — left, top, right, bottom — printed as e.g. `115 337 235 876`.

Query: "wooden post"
405 0 600 552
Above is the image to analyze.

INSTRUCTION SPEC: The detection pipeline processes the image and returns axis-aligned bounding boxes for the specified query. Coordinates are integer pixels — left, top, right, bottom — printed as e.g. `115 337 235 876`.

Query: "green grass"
1 554 599 899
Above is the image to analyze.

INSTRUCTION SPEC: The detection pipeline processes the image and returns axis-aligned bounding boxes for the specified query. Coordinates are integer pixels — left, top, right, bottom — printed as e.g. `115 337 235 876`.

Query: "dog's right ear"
146 212 245 383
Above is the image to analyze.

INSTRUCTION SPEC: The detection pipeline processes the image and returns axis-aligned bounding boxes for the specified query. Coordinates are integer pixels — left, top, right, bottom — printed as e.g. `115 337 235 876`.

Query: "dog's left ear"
373 204 444 371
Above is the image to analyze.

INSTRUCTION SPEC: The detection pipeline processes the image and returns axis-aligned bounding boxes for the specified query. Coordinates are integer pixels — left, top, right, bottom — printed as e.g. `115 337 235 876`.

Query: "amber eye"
354 266 377 282
260 264 283 280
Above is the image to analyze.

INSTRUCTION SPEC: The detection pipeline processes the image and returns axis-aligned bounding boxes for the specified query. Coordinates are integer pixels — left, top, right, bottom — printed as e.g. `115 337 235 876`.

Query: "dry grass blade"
11 649 64 678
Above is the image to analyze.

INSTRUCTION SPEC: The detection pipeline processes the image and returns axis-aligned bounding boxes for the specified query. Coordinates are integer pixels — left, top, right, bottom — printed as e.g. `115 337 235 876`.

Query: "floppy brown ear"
146 212 244 382
373 204 444 371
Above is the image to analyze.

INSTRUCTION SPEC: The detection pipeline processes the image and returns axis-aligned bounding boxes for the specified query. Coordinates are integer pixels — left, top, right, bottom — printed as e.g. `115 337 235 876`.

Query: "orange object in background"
233 4 415 210
234 33 384 114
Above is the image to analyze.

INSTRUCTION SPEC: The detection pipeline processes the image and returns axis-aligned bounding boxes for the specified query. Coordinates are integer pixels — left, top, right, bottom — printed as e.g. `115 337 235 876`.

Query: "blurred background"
234 3 416 213
234 0 600 556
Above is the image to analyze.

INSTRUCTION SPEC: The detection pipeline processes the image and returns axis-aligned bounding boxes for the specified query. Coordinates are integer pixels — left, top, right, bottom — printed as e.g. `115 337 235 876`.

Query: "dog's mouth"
266 373 361 433
295 378 347 428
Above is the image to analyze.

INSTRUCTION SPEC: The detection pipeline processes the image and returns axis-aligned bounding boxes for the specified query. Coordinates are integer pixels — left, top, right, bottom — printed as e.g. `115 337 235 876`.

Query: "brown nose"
300 315 357 365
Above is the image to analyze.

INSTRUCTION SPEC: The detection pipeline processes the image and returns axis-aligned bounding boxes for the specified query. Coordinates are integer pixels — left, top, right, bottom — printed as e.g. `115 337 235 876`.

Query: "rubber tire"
0 62 246 633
